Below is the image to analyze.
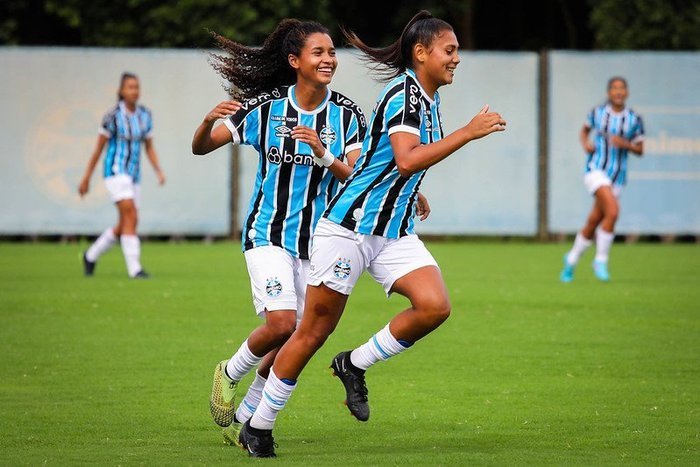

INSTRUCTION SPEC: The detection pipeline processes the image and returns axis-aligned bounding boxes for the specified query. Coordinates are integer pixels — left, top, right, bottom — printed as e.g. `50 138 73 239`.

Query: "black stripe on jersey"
610 115 626 184
123 114 133 175
601 111 610 171
269 105 299 247
297 108 327 260
372 176 409 235
243 102 271 251
327 83 403 224
108 112 118 176
398 172 426 236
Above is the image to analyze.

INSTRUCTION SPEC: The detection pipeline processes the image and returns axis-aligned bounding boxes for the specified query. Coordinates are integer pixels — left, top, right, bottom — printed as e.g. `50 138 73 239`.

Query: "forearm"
146 148 163 172
629 141 643 156
192 120 218 155
396 127 474 176
326 158 353 181
579 127 592 150
82 151 102 180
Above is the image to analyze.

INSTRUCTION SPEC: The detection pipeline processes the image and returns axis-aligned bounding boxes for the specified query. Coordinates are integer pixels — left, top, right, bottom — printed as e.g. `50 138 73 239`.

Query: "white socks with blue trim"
350 324 412 371
595 228 615 262
249 368 296 430
235 371 267 424
86 228 116 262
566 232 593 266
225 340 263 383
120 234 142 277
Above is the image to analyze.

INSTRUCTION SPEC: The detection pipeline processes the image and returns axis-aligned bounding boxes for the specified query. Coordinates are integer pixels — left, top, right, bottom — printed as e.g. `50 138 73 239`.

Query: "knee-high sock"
235 371 267 424
349 324 413 371
249 368 296 430
86 228 116 262
225 340 263 383
595 228 615 262
120 235 142 277
566 232 593 265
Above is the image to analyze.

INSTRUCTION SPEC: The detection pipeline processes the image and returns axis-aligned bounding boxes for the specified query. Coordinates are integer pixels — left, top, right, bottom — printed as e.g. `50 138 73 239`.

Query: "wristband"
314 148 335 168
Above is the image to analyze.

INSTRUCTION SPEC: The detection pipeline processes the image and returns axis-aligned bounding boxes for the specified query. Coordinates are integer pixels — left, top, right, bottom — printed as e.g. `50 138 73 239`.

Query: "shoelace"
351 375 369 402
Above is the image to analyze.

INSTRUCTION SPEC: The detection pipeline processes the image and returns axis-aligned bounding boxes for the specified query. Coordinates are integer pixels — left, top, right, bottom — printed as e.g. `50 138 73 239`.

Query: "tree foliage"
589 0 700 49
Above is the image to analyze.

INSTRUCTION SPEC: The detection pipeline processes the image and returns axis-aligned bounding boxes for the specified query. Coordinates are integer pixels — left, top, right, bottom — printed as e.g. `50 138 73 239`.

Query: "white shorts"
104 174 141 207
244 245 309 323
308 218 439 297
584 170 621 198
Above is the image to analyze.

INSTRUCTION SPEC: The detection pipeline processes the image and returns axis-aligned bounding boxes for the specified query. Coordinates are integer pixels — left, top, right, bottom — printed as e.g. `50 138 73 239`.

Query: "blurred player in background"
560 77 644 282
191 19 367 452
78 72 165 279
239 10 506 457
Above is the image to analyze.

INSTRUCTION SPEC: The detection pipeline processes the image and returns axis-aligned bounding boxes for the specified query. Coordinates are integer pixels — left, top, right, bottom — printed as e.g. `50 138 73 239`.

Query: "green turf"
0 241 698 465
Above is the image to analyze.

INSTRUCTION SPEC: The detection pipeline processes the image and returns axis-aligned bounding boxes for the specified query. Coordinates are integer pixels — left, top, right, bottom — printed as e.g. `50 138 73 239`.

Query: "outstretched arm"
78 134 108 197
391 105 506 177
192 101 241 155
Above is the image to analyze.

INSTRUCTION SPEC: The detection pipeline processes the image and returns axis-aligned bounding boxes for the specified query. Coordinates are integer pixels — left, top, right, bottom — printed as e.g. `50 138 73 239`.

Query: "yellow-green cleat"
222 421 243 447
210 359 238 427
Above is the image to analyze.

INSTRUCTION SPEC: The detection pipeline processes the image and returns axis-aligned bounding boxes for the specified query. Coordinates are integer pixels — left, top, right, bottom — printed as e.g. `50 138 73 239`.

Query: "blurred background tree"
1 0 698 49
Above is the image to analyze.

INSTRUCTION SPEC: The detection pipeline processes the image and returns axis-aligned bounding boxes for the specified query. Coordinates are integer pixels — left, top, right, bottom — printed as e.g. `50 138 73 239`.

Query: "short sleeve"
584 108 595 129
223 102 259 146
631 115 645 143
385 81 422 137
99 110 116 137
344 108 367 155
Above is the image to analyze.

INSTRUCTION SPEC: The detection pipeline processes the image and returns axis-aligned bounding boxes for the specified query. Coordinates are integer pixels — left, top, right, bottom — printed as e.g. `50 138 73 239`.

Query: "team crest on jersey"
266 277 282 297
275 125 292 138
333 258 352 280
319 126 337 145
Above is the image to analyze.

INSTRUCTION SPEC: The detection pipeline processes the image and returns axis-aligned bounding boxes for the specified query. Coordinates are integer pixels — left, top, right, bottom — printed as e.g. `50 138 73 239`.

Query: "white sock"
249 368 296 430
225 340 263 382
86 228 116 262
120 235 142 277
349 324 412 371
235 371 267 424
595 228 615 262
566 232 593 265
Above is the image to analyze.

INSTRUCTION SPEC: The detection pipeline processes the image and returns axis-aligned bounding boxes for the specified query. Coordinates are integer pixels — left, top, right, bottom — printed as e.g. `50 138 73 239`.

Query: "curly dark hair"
342 10 453 82
210 19 330 100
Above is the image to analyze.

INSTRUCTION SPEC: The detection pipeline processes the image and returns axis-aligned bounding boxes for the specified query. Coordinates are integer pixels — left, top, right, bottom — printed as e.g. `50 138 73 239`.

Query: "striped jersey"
325 68 443 238
224 85 366 259
99 101 153 183
585 103 644 186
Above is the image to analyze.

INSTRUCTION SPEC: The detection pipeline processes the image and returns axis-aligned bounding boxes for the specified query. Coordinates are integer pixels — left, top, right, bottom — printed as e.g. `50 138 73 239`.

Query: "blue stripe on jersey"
228 86 366 259
101 101 152 183
585 103 644 187
325 69 441 238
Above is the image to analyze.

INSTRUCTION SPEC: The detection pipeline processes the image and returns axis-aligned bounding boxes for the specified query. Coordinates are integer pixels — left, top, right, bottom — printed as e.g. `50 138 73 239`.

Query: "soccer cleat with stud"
83 252 96 277
222 420 243 447
210 360 238 427
593 260 610 282
238 420 277 458
560 254 574 283
330 351 370 422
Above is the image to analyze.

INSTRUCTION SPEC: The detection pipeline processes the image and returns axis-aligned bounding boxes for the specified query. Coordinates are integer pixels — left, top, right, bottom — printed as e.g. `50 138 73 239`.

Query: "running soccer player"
560 77 644 282
191 19 369 449
78 72 165 279
238 11 506 457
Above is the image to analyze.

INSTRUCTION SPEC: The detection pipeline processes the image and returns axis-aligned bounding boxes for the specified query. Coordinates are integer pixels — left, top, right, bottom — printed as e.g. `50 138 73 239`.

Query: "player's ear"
288 54 300 70
414 43 427 65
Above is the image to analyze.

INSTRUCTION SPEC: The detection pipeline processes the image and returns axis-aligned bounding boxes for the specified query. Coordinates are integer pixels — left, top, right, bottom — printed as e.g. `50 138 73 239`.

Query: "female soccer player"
238 11 506 457
79 72 165 279
191 19 370 446
560 77 644 283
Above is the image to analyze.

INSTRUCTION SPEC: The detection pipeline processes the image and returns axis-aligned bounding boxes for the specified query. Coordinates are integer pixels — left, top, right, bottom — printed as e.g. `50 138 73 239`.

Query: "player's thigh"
244 245 299 317
367 234 440 298
390 265 450 312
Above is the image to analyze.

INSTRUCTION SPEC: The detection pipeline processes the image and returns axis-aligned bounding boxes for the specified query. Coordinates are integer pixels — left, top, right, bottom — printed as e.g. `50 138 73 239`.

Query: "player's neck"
122 101 137 113
609 102 625 113
292 80 328 111
413 68 438 97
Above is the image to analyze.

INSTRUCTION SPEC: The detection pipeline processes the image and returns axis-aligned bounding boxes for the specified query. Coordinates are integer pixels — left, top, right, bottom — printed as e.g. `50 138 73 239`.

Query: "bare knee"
415 295 451 327
266 312 297 341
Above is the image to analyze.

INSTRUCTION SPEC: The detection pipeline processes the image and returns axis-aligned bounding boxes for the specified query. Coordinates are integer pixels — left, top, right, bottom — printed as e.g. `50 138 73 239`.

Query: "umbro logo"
275 125 292 138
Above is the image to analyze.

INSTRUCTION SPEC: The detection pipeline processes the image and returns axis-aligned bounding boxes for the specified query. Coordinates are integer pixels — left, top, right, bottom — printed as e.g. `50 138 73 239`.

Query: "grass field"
0 241 698 465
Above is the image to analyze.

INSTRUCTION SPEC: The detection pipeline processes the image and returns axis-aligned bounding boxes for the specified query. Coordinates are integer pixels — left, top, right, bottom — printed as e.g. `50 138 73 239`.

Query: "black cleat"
132 270 150 279
238 420 277 458
330 351 370 421
82 252 96 277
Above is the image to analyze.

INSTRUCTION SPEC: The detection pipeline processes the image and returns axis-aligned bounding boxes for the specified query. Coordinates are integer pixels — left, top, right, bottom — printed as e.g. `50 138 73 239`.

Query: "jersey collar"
405 68 436 105
119 100 136 116
287 85 331 115
604 103 626 116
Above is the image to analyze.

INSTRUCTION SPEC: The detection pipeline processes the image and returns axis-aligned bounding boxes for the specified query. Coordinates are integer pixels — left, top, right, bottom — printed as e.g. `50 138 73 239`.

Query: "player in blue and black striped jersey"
79 73 166 279
243 11 507 456
561 77 644 283
191 20 365 455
